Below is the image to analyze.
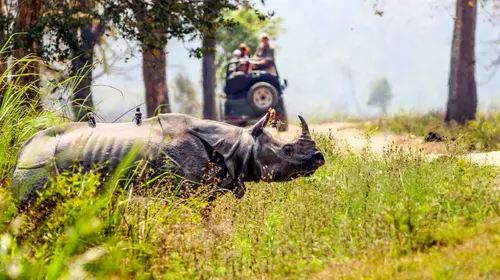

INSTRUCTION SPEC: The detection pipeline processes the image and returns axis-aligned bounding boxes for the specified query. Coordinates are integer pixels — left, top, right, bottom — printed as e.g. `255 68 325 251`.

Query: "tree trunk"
71 23 105 121
12 0 42 110
0 0 9 100
445 0 477 125
131 3 170 118
202 35 217 120
141 44 170 117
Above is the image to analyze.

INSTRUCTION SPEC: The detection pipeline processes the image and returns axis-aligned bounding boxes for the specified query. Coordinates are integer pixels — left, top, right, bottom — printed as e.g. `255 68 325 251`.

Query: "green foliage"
1 1 271 65
107 1 273 58
172 73 201 117
368 77 393 114
215 7 285 81
39 1 109 62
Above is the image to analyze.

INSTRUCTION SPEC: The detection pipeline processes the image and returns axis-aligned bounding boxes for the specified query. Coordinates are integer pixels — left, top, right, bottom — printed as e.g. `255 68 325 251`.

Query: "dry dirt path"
274 122 500 166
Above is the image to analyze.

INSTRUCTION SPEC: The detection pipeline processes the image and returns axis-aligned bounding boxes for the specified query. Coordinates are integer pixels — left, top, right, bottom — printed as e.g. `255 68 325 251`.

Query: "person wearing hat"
231 49 242 60
239 43 250 59
229 58 252 79
236 43 255 72
232 49 242 61
227 49 242 73
253 33 275 73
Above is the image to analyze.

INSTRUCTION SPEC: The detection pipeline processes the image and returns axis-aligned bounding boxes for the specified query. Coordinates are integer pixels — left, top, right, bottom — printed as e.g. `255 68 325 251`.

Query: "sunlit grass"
312 218 500 279
2 129 500 278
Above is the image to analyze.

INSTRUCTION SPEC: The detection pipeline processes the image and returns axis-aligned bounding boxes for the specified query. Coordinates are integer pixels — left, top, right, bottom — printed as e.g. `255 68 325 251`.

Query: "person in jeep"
227 49 242 73
239 43 250 59
229 58 251 79
231 49 242 60
252 33 276 74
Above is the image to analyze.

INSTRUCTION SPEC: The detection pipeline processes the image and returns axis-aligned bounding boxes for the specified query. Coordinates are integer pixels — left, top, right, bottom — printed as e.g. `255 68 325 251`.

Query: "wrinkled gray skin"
11 112 325 208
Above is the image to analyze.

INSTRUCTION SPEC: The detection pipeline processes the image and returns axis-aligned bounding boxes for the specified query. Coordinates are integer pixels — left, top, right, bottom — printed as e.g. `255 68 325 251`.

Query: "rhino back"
16 118 166 171
12 118 169 203
15 122 85 169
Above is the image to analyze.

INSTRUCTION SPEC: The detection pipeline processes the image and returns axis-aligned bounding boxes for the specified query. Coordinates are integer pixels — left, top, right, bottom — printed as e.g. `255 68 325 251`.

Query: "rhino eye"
283 145 293 154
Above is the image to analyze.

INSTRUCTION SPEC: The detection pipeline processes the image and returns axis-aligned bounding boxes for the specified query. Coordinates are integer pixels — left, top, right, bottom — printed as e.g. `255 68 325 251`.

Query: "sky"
89 0 500 122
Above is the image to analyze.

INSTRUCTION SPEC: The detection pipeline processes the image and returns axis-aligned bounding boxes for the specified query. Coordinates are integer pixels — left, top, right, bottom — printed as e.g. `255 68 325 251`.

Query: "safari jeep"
219 60 289 131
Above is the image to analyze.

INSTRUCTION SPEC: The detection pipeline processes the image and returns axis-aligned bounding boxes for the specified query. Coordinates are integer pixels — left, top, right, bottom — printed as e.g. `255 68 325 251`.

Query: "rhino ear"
188 122 254 199
251 112 270 137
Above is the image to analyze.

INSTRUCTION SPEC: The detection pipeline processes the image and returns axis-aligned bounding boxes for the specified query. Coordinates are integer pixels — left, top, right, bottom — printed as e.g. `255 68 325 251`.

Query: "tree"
202 34 217 120
0 0 14 97
215 7 284 82
108 1 265 118
367 77 392 115
140 40 169 118
201 2 217 120
69 0 107 121
27 0 112 120
0 0 270 119
12 0 43 110
129 1 170 117
172 72 200 117
445 0 477 125
42 0 176 119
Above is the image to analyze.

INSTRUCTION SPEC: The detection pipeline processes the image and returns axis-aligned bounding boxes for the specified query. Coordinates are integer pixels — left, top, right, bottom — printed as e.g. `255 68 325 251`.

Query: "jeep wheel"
248 82 279 114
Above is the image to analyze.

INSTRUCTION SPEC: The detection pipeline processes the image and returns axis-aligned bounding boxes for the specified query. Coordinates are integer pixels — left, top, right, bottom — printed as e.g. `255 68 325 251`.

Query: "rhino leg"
11 167 49 210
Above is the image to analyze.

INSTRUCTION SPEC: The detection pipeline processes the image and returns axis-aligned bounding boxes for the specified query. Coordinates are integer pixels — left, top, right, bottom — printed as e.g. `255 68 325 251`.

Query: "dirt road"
276 122 431 153
274 122 500 166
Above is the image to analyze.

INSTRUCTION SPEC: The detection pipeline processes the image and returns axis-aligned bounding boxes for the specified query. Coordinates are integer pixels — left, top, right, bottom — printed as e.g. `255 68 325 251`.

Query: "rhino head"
248 113 325 182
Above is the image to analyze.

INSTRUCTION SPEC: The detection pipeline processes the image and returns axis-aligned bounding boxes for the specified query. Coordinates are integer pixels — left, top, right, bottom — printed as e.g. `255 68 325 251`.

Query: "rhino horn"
251 112 270 137
298 115 311 139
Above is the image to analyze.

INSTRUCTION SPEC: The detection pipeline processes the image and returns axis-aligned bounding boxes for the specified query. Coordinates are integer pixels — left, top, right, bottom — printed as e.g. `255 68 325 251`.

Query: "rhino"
11 111 325 208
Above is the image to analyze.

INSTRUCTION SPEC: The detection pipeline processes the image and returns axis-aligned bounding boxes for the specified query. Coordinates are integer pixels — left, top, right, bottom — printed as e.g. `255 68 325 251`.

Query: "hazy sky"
90 0 500 121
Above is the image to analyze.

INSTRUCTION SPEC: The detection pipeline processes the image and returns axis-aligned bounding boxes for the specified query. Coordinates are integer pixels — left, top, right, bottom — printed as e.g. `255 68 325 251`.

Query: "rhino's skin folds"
11 112 325 208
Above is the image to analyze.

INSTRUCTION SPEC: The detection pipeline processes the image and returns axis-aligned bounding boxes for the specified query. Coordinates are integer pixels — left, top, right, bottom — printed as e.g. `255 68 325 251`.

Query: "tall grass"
2 131 500 278
0 54 69 180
